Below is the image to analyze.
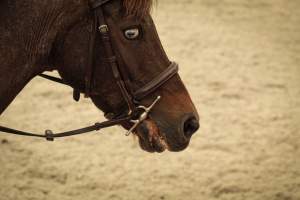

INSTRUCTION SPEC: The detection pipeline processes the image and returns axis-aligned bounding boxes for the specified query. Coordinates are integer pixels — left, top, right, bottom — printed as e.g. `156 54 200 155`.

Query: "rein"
0 96 161 141
0 0 178 141
0 116 132 141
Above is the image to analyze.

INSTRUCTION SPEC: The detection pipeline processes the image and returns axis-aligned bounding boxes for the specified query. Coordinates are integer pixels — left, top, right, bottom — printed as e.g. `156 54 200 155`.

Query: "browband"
134 62 179 100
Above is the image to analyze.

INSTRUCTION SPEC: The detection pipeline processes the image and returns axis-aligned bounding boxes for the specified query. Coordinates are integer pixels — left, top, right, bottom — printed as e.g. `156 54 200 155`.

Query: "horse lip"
135 119 191 153
167 141 190 152
135 120 167 153
137 134 166 153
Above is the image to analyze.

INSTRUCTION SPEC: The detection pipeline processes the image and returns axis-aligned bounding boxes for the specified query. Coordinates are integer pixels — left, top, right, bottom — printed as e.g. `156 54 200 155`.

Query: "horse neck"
0 64 34 115
0 0 88 115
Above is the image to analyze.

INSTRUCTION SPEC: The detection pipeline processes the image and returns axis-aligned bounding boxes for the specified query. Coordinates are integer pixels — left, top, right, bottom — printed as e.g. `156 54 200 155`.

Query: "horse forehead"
97 0 153 18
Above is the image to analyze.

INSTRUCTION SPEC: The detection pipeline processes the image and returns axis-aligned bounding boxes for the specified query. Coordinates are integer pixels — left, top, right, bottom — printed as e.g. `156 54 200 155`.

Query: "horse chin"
135 119 168 153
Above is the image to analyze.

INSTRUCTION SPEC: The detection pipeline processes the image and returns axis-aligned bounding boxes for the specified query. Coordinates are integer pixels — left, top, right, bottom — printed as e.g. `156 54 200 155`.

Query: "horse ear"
73 89 81 102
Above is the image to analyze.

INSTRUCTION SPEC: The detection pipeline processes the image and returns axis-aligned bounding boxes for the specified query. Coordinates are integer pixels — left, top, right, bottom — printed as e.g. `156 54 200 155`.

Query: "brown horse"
0 0 199 153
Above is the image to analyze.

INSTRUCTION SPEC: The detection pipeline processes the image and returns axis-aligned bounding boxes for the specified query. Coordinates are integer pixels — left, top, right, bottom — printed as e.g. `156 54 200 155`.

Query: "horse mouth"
134 119 168 153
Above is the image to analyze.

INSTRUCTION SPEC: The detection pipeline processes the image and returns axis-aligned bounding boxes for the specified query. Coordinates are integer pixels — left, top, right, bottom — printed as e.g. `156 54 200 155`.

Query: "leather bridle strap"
0 115 131 141
93 6 136 113
134 62 179 100
90 0 111 9
38 74 68 86
84 10 97 97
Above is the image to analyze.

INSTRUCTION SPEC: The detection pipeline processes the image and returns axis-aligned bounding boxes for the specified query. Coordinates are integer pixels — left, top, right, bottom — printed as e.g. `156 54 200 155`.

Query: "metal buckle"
125 96 161 136
99 25 109 33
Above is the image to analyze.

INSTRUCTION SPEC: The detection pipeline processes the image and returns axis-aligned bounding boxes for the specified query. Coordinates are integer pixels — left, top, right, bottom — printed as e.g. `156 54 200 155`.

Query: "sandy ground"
1 0 300 200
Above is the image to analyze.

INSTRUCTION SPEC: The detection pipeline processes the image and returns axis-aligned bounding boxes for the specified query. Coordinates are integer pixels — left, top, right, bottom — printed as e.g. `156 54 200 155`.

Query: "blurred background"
1 0 300 199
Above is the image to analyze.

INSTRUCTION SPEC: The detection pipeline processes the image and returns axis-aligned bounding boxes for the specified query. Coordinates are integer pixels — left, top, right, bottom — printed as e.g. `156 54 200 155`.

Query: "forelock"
123 0 154 17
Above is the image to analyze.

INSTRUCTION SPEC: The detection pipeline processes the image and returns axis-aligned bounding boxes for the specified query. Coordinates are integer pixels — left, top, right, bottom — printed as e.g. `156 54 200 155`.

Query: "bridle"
0 0 179 141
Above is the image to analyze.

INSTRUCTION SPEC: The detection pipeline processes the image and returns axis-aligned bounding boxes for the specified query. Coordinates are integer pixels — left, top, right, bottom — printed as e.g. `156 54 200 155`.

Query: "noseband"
0 0 179 140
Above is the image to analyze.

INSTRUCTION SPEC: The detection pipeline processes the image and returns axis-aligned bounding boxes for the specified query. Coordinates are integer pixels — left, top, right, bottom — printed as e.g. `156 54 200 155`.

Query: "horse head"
53 0 199 152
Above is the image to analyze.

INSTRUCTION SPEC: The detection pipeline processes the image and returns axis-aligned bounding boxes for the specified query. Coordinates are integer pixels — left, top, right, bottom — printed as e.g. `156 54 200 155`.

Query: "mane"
123 0 154 17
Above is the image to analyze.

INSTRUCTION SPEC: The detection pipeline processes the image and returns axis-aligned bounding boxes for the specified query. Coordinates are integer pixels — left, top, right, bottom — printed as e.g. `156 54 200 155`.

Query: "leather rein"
0 0 179 141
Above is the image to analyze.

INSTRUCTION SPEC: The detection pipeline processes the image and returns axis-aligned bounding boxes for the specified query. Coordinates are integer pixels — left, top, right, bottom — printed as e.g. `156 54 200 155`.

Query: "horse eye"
124 28 140 40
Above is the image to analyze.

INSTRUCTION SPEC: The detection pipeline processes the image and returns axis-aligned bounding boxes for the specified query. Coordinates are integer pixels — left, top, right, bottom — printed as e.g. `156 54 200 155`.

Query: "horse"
0 0 200 153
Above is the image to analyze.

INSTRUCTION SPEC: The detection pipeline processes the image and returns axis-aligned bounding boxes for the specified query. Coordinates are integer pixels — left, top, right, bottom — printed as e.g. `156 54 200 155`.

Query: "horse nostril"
183 116 199 138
